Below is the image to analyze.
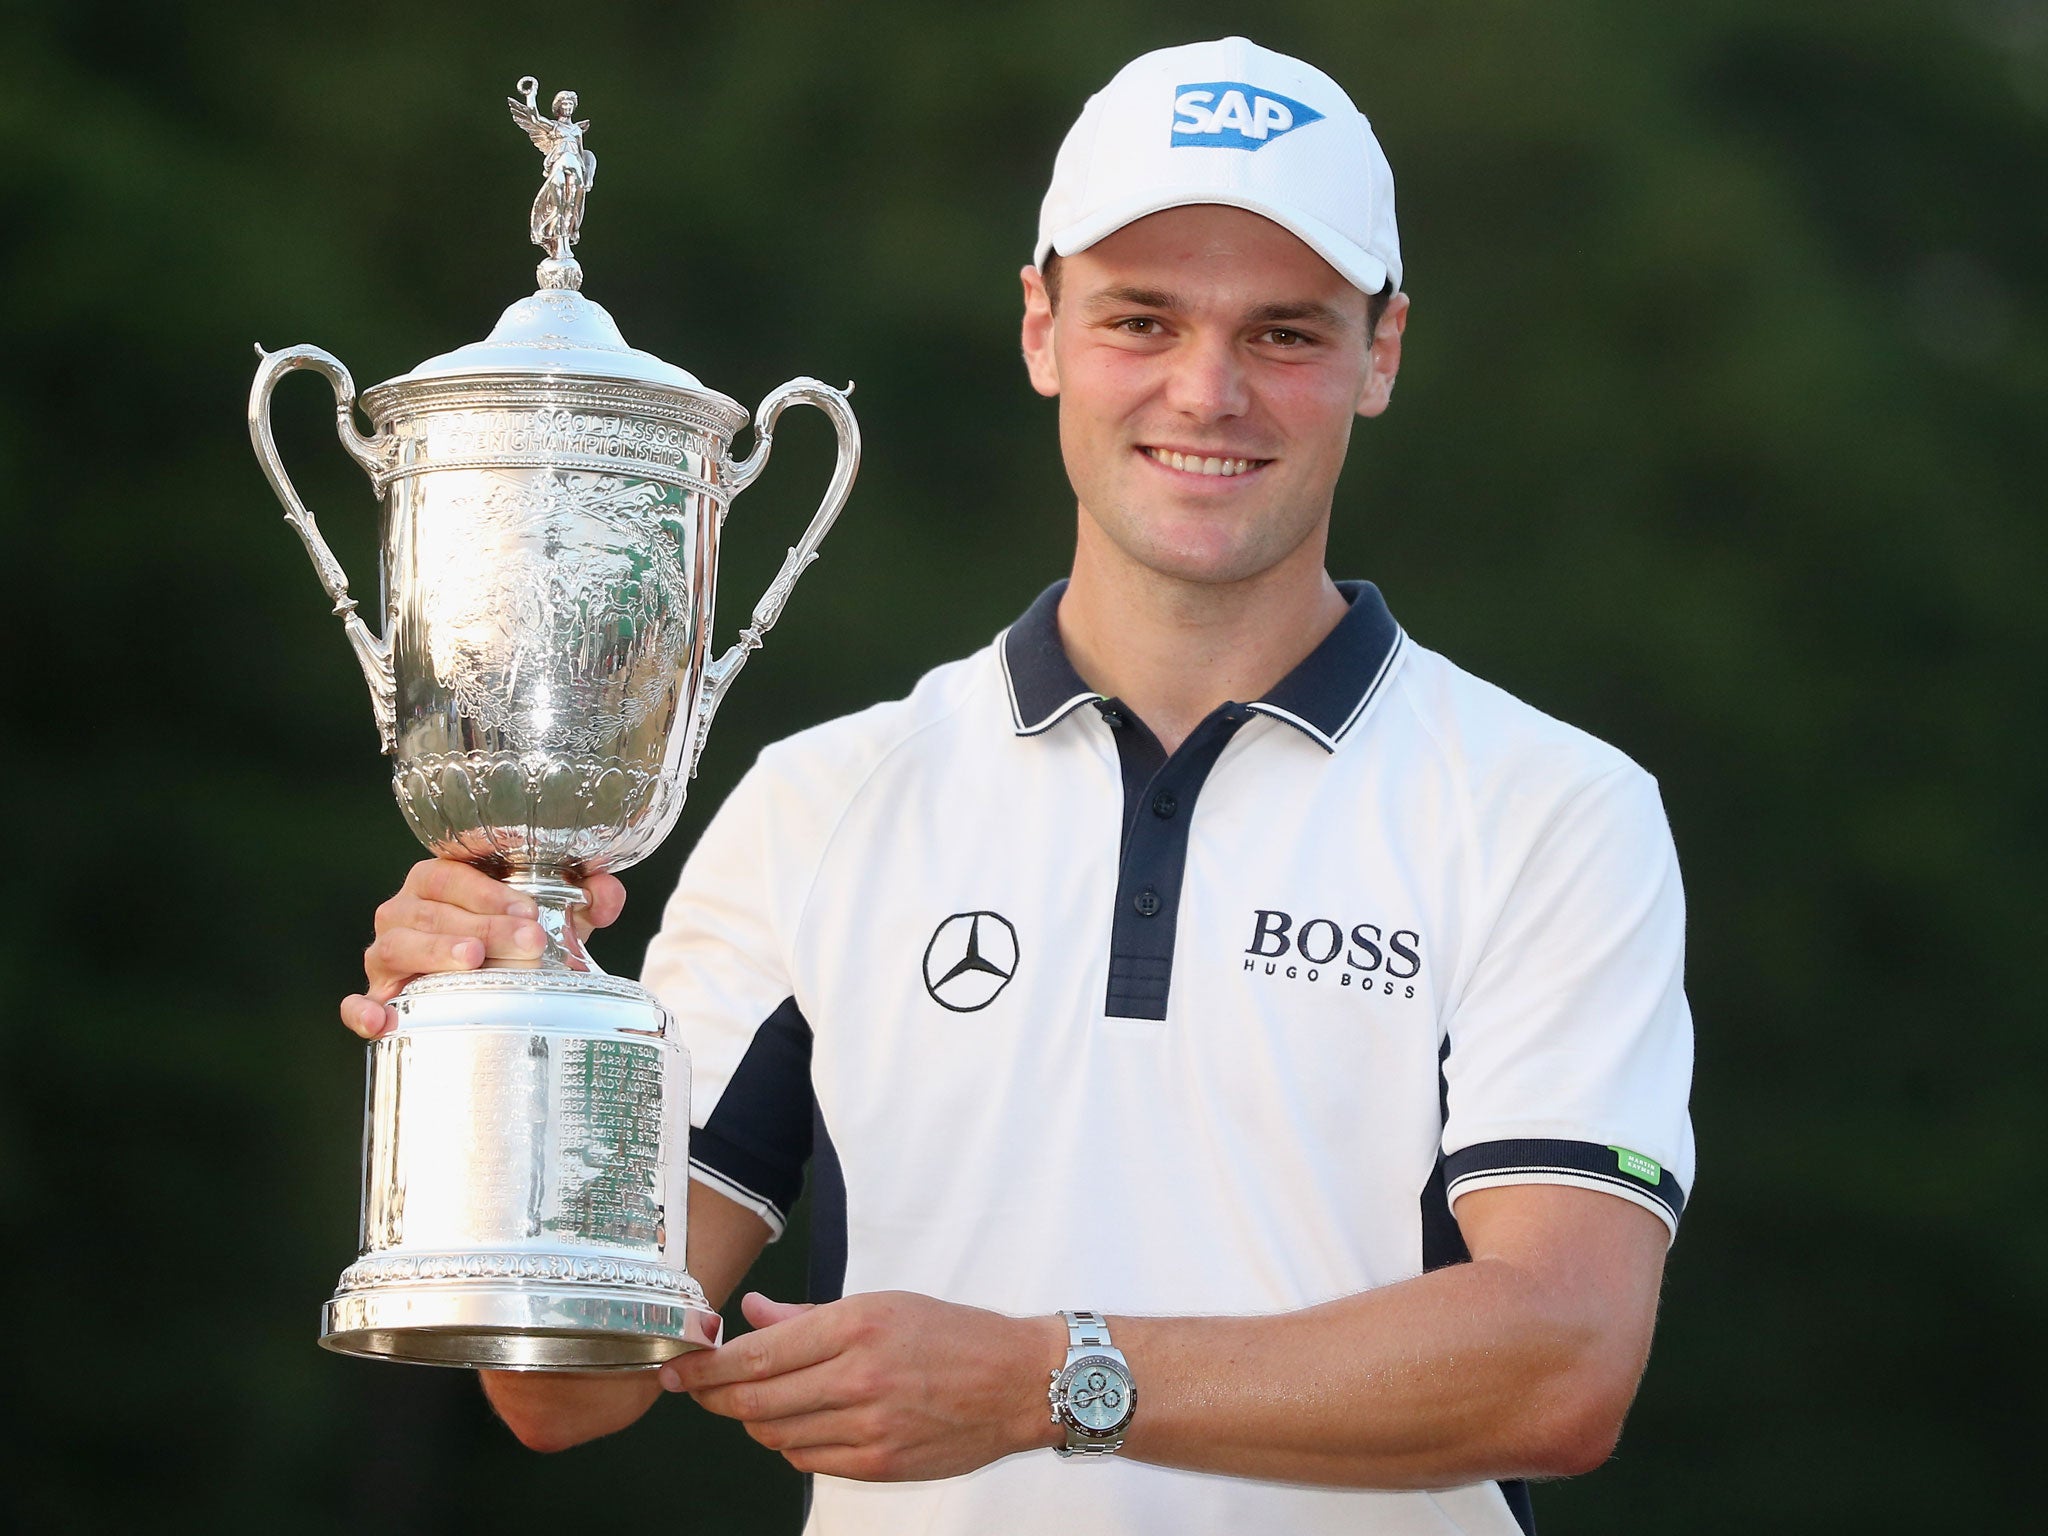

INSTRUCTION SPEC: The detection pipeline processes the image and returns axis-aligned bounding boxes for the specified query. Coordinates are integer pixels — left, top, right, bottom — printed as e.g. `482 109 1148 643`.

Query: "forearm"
666 1187 1666 1488
481 1370 666 1453
1111 1257 1637 1485
482 1182 773 1452
1036 1187 1667 1488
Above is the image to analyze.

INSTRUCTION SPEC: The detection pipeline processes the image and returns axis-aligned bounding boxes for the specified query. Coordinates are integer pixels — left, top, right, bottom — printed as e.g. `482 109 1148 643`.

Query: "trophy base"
326 965 722 1371
321 1280 723 1370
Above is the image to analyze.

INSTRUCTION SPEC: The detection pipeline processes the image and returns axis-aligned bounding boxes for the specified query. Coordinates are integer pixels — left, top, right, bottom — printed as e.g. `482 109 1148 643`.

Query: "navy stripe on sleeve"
1445 1137 1686 1228
691 996 814 1229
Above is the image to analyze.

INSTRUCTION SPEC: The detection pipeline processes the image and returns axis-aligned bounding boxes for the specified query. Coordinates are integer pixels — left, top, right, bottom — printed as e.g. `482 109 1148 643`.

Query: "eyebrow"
1079 285 1357 333
1243 299 1357 333
1080 284 1182 315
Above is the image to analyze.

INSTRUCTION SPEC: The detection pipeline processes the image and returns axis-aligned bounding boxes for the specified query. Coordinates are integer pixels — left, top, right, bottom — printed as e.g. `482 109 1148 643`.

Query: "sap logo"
1171 82 1324 150
1243 908 1423 998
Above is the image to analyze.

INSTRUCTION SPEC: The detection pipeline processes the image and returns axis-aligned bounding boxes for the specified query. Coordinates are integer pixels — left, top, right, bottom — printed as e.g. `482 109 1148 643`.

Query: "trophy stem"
501 870 603 974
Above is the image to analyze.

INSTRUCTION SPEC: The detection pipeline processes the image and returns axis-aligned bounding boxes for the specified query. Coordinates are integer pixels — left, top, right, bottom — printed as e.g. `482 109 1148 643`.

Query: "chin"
1080 482 1315 588
1120 533 1276 587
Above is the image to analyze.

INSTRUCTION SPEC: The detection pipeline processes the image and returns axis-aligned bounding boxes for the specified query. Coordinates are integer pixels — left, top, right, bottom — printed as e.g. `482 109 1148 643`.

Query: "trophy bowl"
249 78 858 1369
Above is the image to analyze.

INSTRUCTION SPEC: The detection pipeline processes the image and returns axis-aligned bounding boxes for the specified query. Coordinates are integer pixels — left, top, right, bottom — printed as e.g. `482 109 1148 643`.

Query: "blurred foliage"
3 0 2043 1530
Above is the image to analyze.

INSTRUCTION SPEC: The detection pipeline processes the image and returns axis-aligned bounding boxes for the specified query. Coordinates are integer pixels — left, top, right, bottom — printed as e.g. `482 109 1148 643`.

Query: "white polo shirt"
642 580 1694 1536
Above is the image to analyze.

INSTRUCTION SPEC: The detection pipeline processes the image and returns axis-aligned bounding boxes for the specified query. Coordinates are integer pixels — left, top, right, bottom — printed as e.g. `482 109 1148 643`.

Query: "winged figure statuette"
510 76 598 282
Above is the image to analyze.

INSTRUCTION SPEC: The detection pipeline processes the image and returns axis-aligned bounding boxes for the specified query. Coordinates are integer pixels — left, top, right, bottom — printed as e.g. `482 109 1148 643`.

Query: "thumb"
740 1290 815 1329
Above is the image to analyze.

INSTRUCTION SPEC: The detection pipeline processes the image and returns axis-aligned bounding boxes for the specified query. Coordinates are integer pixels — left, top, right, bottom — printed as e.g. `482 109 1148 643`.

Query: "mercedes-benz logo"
922 911 1019 1012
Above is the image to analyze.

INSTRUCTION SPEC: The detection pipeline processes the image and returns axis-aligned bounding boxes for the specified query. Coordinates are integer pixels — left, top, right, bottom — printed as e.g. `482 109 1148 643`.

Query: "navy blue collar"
998 579 1405 751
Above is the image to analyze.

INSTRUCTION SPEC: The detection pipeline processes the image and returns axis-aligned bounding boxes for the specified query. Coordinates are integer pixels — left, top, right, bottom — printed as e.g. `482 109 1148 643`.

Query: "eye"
1115 317 1163 336
1263 327 1310 347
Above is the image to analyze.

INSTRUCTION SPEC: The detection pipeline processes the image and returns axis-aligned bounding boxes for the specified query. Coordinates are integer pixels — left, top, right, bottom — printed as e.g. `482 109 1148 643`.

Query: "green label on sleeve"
1610 1147 1662 1184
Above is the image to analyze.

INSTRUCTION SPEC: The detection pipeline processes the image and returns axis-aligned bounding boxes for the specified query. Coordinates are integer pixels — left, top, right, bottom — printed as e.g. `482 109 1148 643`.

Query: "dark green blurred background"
6 0 2042 1529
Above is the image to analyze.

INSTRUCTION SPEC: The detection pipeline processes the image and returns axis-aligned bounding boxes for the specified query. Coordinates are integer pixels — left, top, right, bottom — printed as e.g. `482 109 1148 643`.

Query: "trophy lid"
388 288 718 396
369 75 736 412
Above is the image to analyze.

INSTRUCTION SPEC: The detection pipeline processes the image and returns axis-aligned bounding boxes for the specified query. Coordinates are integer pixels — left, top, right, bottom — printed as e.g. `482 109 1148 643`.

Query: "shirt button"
1151 791 1178 818
1133 887 1161 917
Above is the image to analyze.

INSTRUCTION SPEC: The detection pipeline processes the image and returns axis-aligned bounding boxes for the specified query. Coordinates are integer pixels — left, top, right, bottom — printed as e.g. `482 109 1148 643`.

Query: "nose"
1162 333 1250 422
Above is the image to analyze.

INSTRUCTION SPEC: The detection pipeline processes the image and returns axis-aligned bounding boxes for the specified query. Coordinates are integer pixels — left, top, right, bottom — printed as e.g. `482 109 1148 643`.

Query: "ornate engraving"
397 455 720 494
338 1250 706 1299
419 471 691 753
388 397 721 492
752 544 821 634
393 749 664 857
360 373 750 444
431 407 692 462
395 968 660 1005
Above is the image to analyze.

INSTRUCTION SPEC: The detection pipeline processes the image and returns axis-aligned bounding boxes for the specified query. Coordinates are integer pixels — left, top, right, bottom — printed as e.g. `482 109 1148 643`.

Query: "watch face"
1062 1355 1132 1433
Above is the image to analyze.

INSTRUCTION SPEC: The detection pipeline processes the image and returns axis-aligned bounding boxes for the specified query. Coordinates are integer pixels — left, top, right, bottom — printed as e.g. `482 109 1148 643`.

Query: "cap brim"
1037 188 1395 295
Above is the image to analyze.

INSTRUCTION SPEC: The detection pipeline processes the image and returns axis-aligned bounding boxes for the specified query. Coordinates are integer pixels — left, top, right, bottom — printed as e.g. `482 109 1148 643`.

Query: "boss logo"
1243 908 1422 997
1171 81 1324 150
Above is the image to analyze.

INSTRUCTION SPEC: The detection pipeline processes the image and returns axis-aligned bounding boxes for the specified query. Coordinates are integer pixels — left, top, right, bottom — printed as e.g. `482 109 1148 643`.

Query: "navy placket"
1098 700 1250 1021
1000 579 1404 1021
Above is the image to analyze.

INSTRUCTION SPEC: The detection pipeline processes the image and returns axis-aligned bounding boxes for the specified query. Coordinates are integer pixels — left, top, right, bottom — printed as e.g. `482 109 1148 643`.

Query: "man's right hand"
340 858 627 1039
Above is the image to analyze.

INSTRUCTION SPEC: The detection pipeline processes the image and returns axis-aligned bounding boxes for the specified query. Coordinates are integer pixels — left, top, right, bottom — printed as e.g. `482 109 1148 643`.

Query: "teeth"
1147 448 1259 477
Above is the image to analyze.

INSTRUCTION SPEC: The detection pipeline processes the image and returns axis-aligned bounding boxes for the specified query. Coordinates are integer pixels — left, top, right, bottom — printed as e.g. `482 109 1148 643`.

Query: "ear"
1355 291 1410 420
1020 265 1061 398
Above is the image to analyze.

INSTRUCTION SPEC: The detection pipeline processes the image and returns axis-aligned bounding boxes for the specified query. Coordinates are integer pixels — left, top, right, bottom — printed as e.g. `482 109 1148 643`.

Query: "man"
346 37 1694 1535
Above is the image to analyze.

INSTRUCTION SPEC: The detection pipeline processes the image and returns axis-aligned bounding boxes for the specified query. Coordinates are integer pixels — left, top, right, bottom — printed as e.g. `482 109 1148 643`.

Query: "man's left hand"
660 1290 1061 1481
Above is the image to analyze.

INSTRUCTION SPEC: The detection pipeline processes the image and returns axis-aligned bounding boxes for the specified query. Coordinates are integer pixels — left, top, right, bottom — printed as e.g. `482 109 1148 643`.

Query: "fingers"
402 857 537 916
725 1402 914 1484
371 895 547 968
659 1294 837 1395
346 858 627 1035
744 1414 912 1482
364 926 497 999
684 1358 854 1426
363 859 543 999
401 859 622 924
736 1407 863 1455
581 873 627 930
741 1292 815 1329
339 993 396 1040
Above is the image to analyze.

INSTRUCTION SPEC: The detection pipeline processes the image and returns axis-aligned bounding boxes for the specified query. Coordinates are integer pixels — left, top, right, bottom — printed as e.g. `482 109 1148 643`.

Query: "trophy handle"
690 377 860 776
248 343 399 754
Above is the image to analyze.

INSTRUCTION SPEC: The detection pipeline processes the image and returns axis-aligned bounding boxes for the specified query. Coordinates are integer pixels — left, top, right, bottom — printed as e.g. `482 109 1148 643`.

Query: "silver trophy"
248 77 858 1369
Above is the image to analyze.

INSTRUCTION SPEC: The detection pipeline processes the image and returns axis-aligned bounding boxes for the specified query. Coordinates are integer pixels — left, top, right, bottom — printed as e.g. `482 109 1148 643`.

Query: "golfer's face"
1030 204 1388 587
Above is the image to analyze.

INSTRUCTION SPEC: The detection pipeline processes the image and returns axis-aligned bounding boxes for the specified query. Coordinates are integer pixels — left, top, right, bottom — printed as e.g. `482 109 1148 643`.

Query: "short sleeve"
1441 764 1696 1241
640 757 814 1238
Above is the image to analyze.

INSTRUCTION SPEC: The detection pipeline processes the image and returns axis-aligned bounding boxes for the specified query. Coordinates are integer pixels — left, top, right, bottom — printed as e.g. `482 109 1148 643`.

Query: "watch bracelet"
1050 1309 1135 1457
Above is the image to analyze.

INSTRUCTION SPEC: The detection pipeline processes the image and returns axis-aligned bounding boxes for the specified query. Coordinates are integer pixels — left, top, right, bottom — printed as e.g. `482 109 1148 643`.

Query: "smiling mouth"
1141 446 1272 478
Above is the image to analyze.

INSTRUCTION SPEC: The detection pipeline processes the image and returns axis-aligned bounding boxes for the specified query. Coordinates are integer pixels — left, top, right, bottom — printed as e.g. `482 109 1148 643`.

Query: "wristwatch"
1047 1309 1137 1457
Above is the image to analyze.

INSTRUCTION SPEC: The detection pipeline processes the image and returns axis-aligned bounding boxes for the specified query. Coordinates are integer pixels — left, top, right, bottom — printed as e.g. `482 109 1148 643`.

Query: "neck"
1057 520 1349 754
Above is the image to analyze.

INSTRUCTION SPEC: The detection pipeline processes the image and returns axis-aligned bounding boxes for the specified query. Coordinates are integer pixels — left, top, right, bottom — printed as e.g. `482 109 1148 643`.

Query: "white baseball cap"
1035 36 1402 295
